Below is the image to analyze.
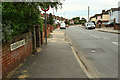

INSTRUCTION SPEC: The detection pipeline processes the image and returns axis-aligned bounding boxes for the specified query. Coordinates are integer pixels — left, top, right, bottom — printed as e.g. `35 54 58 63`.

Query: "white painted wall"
118 1 120 24
118 1 120 7
109 10 120 24
118 11 120 24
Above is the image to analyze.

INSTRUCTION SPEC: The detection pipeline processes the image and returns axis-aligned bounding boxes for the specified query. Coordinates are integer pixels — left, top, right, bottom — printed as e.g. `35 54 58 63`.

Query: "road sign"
41 6 49 12
41 5 50 45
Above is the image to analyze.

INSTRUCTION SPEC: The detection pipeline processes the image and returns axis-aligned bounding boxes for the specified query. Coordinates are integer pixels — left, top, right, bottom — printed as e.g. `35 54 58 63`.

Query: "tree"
72 17 80 21
40 2 62 11
81 17 87 24
81 18 87 22
72 17 80 24
48 13 54 25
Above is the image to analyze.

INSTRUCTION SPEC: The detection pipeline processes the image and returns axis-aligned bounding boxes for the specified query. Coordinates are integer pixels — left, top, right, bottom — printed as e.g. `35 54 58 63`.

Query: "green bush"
47 13 55 25
2 2 62 42
2 2 43 42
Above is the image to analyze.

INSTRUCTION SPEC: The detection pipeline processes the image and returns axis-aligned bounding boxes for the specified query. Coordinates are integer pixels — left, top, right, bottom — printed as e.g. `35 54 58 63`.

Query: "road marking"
112 42 119 46
89 34 110 39
91 50 96 53
90 35 101 39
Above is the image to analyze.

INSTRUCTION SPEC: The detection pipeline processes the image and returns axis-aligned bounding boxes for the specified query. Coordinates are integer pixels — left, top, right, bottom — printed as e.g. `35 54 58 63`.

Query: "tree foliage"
72 17 80 24
72 17 87 24
2 2 63 42
72 17 80 21
47 13 54 25
2 2 44 42
80 17 87 24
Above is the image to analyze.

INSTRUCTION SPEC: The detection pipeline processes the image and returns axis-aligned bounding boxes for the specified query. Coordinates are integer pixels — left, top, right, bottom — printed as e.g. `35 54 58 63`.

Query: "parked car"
66 24 69 27
105 22 114 27
85 22 95 29
60 22 66 29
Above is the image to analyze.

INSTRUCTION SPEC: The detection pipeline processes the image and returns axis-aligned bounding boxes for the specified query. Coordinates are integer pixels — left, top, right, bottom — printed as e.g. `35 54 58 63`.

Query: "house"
109 1 120 30
52 15 56 21
90 16 96 24
90 9 111 27
101 10 110 24
90 10 110 24
70 20 74 25
94 14 102 24
109 8 120 24
54 16 62 24
90 14 102 24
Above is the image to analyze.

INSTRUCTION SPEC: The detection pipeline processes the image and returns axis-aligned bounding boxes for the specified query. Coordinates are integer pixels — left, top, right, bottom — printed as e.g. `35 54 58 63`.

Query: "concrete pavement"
8 28 87 78
77 24 120 34
95 27 120 34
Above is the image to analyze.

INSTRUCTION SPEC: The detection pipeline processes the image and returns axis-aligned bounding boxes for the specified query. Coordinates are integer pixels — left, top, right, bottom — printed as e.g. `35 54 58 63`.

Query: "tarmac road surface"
64 25 118 78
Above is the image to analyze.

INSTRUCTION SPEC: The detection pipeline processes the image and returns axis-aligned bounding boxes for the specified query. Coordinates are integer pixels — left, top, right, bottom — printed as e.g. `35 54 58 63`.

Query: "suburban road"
64 25 119 78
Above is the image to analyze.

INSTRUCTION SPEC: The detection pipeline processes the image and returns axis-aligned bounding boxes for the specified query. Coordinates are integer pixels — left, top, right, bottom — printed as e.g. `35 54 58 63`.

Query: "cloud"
45 0 119 20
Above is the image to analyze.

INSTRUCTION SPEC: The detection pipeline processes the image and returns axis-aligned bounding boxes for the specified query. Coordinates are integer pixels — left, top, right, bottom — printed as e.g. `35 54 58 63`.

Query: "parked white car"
85 22 95 29
60 22 66 29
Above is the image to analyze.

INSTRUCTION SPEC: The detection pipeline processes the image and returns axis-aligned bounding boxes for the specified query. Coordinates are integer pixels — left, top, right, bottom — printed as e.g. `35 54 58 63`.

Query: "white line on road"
90 35 101 39
89 34 110 39
112 42 119 46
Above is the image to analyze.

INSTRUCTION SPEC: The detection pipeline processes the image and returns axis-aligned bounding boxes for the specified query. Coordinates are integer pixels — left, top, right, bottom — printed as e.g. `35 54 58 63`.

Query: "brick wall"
43 24 59 38
101 24 106 27
57 24 60 28
43 24 53 37
96 24 100 28
2 30 33 77
50 25 54 32
114 24 120 30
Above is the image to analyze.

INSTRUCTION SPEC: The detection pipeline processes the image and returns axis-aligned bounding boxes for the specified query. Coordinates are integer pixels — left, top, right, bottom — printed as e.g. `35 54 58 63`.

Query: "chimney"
102 10 105 13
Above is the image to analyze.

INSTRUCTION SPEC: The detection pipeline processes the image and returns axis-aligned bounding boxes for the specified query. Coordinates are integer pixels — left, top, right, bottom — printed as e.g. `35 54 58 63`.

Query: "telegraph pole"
88 6 90 22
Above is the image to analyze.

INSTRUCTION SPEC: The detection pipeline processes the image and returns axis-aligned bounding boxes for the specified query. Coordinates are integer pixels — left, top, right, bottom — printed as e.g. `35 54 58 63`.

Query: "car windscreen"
87 23 94 25
107 22 111 24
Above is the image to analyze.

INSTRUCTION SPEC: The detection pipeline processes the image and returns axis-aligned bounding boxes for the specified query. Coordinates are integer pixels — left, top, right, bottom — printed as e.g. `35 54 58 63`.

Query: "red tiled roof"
95 14 102 16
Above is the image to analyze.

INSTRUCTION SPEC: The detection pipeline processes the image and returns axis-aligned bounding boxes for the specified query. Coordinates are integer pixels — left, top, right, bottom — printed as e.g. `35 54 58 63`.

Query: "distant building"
90 10 110 24
90 2 120 29
90 16 96 24
94 14 102 24
101 10 110 24
70 20 74 25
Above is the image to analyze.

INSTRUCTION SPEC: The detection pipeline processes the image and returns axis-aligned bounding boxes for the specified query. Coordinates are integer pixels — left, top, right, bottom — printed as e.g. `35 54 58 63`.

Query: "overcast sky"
41 0 120 21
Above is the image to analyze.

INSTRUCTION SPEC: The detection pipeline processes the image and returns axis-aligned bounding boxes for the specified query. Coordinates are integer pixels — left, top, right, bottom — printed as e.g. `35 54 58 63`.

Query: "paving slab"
95 28 120 34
